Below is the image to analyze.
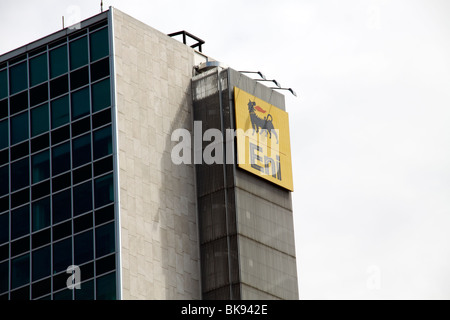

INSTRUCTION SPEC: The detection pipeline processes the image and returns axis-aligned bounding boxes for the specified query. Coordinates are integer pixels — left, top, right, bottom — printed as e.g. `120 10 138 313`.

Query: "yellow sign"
234 87 293 191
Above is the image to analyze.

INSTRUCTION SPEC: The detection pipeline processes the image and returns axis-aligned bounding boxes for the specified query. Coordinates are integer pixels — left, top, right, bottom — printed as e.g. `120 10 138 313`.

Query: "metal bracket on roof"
168 30 205 52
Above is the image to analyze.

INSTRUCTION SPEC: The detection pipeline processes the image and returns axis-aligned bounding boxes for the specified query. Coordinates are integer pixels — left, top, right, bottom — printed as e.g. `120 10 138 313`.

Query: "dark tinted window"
50 45 68 78
71 87 90 120
70 36 88 70
90 28 109 62
11 157 29 192
94 174 114 208
31 103 49 137
75 279 94 300
73 181 92 216
74 230 93 265
90 57 109 81
30 83 48 107
52 142 70 176
0 261 8 293
0 70 7 99
0 212 8 244
11 253 30 289
96 222 115 258
96 271 116 300
29 53 48 86
52 189 71 224
11 205 29 240
9 61 27 95
0 165 8 197
32 245 51 281
53 238 72 273
51 95 69 129
72 133 91 168
32 197 50 232
32 150 50 184
92 79 110 112
10 91 28 115
0 119 7 149
11 111 29 145
93 125 112 160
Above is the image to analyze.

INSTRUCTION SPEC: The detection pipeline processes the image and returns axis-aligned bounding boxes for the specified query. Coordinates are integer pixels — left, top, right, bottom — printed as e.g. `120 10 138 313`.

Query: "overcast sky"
1 0 449 300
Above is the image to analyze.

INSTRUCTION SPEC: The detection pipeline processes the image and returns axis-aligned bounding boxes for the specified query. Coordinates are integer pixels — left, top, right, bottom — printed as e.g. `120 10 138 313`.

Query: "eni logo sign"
234 87 294 191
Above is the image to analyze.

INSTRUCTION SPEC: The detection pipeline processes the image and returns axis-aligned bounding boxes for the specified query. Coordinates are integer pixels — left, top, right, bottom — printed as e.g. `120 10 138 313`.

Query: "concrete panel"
238 236 299 300
112 8 200 300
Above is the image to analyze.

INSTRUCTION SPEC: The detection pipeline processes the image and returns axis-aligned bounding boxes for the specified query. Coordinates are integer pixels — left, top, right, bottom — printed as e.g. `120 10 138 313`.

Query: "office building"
0 7 298 300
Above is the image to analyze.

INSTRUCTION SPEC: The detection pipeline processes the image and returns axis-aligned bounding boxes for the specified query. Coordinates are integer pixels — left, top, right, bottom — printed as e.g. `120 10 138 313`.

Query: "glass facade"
0 18 117 300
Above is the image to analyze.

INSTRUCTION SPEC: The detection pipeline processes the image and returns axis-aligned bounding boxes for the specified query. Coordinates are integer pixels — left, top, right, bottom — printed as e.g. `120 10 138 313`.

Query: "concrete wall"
228 70 298 300
111 8 201 299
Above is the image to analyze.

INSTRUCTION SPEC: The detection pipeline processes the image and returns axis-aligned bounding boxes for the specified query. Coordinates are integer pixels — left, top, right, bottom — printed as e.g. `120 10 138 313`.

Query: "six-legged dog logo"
247 100 279 144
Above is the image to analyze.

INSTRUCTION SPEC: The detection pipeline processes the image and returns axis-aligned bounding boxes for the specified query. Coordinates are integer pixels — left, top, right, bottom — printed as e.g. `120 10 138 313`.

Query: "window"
53 220 72 241
94 174 114 208
90 28 109 62
53 289 73 300
0 242 7 262
70 66 89 90
74 230 93 265
10 91 28 115
95 222 115 258
0 69 7 99
72 117 91 137
52 189 71 224
31 133 49 153
32 150 50 184
32 277 51 299
0 212 8 244
53 238 72 273
11 157 29 192
75 280 94 300
50 45 68 78
32 228 50 249
30 83 48 107
0 98 7 120
11 111 29 145
0 261 8 293
93 126 112 160
11 205 29 240
90 58 109 82
50 74 69 98
0 165 8 197
11 253 30 289
32 197 50 232
10 286 30 299
72 133 91 168
52 142 70 176
51 95 69 129
0 119 8 149
73 181 92 216
70 36 88 70
71 87 90 120
74 212 92 233
91 78 110 112
32 245 51 281
96 272 116 300
31 103 49 137
9 61 28 95
29 53 48 86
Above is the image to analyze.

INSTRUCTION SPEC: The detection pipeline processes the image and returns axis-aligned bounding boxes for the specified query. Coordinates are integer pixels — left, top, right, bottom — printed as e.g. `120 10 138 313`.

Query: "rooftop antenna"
101 0 103 12
62 16 65 29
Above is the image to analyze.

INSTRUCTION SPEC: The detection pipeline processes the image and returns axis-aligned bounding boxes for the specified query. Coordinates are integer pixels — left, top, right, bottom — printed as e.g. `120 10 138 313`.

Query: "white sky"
1 0 449 300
